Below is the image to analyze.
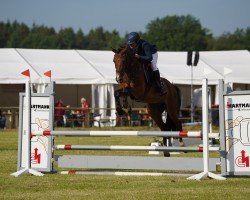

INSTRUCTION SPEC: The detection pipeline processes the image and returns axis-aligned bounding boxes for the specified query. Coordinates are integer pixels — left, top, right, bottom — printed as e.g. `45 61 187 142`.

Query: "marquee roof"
0 48 249 85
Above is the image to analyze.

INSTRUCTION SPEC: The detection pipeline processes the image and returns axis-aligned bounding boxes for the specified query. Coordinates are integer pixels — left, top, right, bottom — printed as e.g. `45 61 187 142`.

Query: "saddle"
142 63 154 84
142 63 166 89
130 63 167 101
130 63 153 101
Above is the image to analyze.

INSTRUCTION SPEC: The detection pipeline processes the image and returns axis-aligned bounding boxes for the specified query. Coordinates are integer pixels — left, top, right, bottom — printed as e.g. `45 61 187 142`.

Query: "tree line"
0 15 249 51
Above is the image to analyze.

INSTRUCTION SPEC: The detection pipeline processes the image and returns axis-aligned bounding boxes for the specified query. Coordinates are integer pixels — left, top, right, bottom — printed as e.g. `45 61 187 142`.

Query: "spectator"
55 99 65 126
81 97 89 115
80 97 90 127
0 110 6 129
63 105 72 127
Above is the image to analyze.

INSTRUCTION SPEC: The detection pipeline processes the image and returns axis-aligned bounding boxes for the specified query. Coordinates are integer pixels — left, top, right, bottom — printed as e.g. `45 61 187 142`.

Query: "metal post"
11 81 44 177
187 78 226 180
190 64 194 122
219 79 227 176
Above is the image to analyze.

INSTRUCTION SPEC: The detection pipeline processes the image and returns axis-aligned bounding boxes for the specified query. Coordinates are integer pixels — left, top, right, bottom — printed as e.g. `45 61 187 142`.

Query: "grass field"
0 127 250 200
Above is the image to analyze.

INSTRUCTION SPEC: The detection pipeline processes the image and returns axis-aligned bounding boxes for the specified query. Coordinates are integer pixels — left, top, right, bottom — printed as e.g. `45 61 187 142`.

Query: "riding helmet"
127 32 140 44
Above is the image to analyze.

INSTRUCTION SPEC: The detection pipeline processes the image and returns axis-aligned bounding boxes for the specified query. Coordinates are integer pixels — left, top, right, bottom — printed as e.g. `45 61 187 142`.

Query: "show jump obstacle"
11 76 250 179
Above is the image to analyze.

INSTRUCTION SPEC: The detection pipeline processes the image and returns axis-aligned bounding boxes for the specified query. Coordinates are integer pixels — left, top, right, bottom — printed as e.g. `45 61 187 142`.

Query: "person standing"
55 99 65 126
80 97 90 127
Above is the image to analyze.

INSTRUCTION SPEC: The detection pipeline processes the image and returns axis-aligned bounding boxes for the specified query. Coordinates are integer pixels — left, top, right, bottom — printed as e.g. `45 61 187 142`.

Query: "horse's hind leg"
147 103 166 130
162 116 173 146
147 103 171 157
165 104 184 147
166 113 185 147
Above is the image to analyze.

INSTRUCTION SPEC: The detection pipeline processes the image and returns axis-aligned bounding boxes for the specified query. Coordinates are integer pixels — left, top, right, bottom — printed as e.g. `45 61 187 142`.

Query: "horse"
112 46 183 156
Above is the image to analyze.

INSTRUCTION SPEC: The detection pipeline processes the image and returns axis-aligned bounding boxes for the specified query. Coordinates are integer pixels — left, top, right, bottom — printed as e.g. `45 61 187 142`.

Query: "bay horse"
112 46 183 155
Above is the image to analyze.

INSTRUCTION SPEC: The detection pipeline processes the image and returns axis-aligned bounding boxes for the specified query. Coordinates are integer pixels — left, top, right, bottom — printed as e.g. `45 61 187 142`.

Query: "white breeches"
151 52 158 71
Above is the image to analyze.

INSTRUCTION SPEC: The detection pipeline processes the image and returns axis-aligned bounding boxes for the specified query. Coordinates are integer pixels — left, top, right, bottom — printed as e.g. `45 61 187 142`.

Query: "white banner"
21 96 51 171
224 94 250 173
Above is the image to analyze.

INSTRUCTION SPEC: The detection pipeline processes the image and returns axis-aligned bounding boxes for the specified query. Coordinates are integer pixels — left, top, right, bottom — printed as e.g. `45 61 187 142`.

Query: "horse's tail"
173 85 181 110
173 84 183 132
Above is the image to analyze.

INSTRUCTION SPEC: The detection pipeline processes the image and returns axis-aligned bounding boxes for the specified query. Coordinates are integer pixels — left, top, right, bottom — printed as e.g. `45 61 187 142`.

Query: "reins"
115 46 152 101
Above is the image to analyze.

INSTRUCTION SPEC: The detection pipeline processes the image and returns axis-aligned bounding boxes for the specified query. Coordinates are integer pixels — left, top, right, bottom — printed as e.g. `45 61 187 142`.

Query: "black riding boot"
153 70 167 95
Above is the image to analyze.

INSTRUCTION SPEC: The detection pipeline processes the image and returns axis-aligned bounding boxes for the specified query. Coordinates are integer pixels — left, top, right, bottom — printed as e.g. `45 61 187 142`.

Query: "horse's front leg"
114 88 131 119
114 89 123 112
122 88 129 108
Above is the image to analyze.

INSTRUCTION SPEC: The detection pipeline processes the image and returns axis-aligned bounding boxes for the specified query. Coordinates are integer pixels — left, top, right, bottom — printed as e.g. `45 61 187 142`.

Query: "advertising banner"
18 94 52 172
224 94 250 174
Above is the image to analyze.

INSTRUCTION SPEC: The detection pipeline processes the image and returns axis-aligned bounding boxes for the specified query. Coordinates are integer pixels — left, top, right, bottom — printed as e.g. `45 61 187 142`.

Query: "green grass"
0 127 250 200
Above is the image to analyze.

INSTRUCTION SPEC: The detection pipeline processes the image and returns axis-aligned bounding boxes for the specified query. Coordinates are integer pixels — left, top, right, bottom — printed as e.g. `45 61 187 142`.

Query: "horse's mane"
113 45 146 91
117 45 126 53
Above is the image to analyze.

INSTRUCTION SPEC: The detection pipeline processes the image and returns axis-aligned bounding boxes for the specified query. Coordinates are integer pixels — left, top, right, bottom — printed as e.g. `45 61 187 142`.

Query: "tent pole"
190 64 194 123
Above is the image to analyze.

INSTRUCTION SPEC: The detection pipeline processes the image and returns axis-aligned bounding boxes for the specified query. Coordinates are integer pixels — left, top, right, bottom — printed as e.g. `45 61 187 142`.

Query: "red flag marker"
44 70 51 78
21 69 30 77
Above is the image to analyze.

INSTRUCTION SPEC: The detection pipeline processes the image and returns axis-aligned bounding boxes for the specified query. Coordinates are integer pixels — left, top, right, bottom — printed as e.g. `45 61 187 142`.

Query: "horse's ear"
119 44 126 49
111 48 118 53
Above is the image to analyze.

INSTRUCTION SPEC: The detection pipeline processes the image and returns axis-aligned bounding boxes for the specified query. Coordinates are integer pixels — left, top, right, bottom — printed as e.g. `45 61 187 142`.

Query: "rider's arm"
138 43 152 62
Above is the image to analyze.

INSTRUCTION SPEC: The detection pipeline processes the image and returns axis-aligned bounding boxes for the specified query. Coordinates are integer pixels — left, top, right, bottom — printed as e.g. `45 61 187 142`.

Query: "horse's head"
112 46 134 84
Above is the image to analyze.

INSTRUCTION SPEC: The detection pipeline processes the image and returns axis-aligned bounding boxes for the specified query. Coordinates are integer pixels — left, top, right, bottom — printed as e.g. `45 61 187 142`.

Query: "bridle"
113 47 150 101
114 49 139 85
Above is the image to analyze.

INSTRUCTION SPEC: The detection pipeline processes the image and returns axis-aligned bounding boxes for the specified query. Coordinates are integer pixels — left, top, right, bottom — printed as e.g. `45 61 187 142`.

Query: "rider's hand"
135 54 140 59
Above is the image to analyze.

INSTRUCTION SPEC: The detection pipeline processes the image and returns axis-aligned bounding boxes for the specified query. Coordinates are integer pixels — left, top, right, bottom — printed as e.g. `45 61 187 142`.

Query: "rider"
127 32 166 95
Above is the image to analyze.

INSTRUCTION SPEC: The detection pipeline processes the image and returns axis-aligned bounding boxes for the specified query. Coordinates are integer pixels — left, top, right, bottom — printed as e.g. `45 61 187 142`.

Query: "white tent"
200 50 250 84
1 48 250 85
158 50 250 85
0 48 250 124
77 50 116 84
158 51 223 85
76 50 117 122
16 48 107 84
0 48 41 83
0 48 118 125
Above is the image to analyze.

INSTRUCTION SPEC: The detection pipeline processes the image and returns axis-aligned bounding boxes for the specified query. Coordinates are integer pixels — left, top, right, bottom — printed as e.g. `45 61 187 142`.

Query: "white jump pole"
54 144 219 152
36 130 218 139
187 78 226 180
11 81 44 177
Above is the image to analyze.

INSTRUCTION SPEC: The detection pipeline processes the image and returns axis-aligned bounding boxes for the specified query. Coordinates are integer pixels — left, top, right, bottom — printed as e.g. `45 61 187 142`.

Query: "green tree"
21 24 58 48
57 27 76 49
0 21 12 47
6 21 29 48
74 29 87 49
85 27 123 50
213 28 250 50
105 30 124 50
245 28 250 50
86 27 107 50
1 20 248 51
143 15 212 51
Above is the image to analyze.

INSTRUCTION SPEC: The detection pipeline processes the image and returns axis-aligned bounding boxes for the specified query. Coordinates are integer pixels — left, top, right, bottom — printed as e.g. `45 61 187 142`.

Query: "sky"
0 0 250 37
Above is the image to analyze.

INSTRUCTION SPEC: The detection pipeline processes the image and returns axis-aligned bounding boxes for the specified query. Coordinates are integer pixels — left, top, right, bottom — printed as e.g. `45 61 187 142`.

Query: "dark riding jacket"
129 39 157 62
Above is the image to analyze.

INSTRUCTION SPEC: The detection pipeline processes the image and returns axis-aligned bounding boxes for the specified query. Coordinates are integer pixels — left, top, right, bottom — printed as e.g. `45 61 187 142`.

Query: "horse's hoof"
163 151 170 157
